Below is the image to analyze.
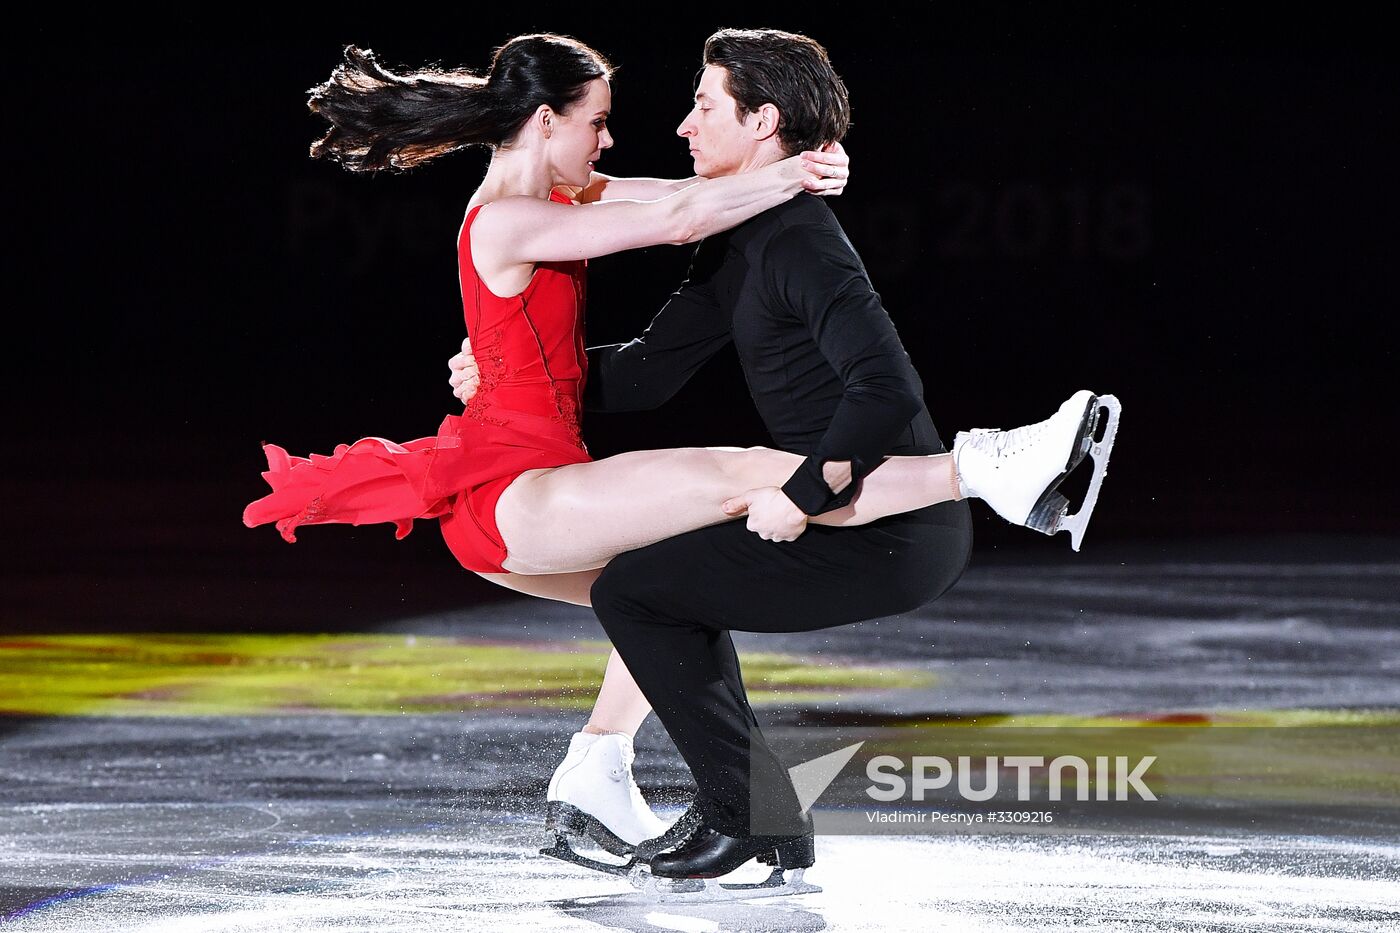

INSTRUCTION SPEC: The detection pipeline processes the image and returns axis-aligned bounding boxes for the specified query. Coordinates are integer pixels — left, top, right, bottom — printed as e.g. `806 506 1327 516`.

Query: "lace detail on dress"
550 385 582 444
463 326 511 427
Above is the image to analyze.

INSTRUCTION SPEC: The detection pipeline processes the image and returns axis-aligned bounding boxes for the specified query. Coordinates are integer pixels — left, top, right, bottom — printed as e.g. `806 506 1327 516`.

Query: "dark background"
7 8 1396 632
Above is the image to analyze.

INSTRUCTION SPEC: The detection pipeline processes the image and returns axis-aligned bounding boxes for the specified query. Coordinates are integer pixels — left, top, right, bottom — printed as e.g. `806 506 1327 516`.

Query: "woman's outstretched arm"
565 143 849 202
561 173 695 202
473 153 836 266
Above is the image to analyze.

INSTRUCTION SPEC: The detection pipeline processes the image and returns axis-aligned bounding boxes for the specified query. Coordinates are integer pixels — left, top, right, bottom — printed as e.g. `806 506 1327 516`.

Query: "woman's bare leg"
475 569 600 607
476 569 652 737
494 446 959 575
583 649 653 737
476 448 957 739
805 453 961 526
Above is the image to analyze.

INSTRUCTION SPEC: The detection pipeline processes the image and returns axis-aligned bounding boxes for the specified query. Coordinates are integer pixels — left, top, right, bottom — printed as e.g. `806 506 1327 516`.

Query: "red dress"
242 190 593 574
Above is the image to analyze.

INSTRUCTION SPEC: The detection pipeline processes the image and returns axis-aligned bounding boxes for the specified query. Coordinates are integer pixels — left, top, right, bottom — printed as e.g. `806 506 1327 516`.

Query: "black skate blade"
545 800 634 858
1026 491 1070 537
1022 393 1122 548
1032 394 1120 551
540 831 641 878
1063 392 1101 473
633 801 704 863
1016 392 1101 538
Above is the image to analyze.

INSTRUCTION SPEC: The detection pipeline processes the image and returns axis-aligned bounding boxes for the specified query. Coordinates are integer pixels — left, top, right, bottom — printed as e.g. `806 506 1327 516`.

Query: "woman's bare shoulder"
473 194 574 235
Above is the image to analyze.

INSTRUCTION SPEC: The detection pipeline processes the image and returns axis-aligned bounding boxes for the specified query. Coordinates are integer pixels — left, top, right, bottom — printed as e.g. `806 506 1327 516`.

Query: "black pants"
591 499 973 837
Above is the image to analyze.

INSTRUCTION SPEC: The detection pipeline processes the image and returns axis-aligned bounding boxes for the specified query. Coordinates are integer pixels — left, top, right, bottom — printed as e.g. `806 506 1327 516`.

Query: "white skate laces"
607 735 627 781
614 737 655 819
954 423 1051 500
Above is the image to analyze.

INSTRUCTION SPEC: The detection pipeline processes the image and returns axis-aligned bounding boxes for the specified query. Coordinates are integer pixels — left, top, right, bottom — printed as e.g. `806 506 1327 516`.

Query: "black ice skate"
541 798 704 878
632 817 821 903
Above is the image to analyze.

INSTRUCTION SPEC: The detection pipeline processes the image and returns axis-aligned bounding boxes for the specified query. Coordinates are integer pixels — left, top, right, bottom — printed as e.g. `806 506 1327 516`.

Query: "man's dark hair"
701 28 851 156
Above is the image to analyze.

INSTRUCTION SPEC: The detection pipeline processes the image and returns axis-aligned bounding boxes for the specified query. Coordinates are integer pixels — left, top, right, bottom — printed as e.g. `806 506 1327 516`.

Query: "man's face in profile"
677 64 762 178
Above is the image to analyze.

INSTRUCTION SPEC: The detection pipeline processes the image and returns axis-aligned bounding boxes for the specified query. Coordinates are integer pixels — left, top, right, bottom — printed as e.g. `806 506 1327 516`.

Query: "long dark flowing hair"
308 35 614 173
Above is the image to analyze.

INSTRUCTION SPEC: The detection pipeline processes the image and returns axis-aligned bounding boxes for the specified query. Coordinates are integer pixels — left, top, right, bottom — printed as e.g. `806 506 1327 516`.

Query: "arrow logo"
787 741 866 813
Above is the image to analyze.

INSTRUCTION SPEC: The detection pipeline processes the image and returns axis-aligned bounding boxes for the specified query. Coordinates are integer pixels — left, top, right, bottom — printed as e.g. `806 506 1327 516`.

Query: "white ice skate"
954 389 1121 551
540 732 701 876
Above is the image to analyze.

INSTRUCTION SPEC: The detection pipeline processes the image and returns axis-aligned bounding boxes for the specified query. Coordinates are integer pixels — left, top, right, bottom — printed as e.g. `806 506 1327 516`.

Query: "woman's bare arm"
473 153 827 265
564 174 694 203
562 143 849 203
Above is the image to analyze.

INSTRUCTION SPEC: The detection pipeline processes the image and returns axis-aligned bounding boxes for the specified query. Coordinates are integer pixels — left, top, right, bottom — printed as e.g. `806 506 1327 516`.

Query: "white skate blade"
1055 393 1120 551
634 866 821 903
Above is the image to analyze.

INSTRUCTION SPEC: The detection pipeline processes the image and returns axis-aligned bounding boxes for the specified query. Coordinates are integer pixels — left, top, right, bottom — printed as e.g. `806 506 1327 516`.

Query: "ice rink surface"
3 543 1399 930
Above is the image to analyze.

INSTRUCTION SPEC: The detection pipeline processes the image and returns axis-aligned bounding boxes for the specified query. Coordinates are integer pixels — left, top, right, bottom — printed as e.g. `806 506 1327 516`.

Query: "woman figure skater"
245 35 1110 865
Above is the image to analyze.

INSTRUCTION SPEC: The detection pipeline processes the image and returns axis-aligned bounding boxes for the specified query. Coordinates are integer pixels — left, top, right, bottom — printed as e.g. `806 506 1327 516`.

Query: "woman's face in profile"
550 77 614 187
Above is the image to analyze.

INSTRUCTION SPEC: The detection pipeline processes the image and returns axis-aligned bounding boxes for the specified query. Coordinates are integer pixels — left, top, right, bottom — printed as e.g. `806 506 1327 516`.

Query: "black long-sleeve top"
583 193 944 516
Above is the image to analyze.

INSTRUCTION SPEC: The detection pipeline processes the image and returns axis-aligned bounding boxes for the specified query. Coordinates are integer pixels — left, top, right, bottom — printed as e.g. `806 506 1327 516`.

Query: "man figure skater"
451 28 1116 885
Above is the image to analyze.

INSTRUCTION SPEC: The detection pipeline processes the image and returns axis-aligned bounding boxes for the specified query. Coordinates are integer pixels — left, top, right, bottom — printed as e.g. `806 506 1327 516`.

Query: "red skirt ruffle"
243 412 591 572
